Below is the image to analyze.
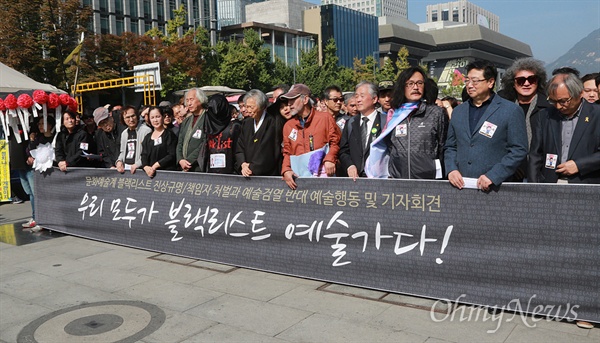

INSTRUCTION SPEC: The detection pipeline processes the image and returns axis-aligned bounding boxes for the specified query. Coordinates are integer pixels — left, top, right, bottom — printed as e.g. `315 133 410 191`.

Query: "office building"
320 0 407 19
217 0 265 28
304 4 378 68
425 0 499 32
245 0 316 31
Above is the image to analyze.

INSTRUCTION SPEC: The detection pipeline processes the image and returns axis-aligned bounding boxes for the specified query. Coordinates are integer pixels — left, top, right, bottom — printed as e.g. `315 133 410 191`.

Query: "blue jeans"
18 169 34 220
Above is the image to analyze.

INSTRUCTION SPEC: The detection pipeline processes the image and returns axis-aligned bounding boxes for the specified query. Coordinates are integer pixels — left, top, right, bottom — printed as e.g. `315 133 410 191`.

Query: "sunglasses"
514 75 538 86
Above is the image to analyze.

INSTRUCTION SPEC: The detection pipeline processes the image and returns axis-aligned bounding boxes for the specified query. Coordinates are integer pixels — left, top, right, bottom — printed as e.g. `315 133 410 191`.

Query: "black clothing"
235 113 280 176
55 125 97 167
207 119 242 174
95 128 120 168
141 129 178 170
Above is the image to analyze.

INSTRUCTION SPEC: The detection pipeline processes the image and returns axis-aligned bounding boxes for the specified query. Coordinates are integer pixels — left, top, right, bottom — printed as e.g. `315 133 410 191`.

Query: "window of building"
115 1 123 15
453 7 458 21
130 0 138 18
100 15 109 34
116 18 124 35
99 0 108 12
431 10 438 21
442 9 449 21
131 21 139 35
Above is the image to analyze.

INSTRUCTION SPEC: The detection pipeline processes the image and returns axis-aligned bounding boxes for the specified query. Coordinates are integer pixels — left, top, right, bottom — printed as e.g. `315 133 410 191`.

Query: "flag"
63 42 83 65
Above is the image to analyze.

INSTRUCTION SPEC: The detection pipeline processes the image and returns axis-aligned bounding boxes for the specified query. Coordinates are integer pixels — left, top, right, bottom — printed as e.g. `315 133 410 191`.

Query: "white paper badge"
336 118 346 130
210 153 226 169
288 128 298 141
395 124 407 137
192 129 202 139
126 150 135 159
154 136 162 146
479 121 497 138
545 154 558 169
79 142 89 150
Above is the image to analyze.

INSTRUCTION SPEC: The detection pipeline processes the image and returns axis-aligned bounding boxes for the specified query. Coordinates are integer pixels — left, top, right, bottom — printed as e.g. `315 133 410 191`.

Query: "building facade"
320 0 407 18
426 0 499 32
83 0 219 45
217 0 265 28
304 4 379 68
245 0 316 31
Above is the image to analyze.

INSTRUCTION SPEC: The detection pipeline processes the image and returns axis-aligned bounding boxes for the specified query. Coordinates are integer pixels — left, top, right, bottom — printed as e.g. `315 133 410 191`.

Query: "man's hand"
179 159 191 172
130 164 138 174
477 174 493 191
448 170 464 189
324 161 336 176
283 170 298 190
58 161 68 172
116 161 125 173
347 165 359 181
556 160 579 176
241 162 253 177
26 157 34 166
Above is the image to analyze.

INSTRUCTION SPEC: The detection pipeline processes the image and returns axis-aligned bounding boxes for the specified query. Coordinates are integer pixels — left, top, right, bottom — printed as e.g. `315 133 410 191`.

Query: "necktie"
361 116 369 149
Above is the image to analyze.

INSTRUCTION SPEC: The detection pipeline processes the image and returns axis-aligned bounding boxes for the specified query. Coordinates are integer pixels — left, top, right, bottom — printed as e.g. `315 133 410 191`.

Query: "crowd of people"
9 58 600 232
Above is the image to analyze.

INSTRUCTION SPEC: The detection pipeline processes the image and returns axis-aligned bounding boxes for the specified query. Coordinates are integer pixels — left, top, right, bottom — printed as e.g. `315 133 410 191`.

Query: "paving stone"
322 283 388 300
193 271 300 302
511 314 592 337
0 246 51 265
188 259 238 272
131 259 219 284
142 309 218 343
504 323 599 343
59 265 152 293
76 249 153 270
369 303 517 342
0 294 52 342
382 293 451 312
0 271 72 301
0 264 27 279
115 278 223 312
151 254 199 265
424 338 457 343
12 253 93 277
277 313 428 343
30 284 123 310
181 323 288 343
34 238 112 259
185 294 312 337
269 285 391 323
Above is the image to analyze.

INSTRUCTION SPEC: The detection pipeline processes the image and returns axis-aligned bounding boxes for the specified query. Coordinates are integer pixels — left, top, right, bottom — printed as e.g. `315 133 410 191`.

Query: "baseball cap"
93 107 110 126
281 84 311 100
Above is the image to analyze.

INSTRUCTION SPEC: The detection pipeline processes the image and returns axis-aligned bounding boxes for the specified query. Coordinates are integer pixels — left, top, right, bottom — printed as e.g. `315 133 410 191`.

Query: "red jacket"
281 108 341 175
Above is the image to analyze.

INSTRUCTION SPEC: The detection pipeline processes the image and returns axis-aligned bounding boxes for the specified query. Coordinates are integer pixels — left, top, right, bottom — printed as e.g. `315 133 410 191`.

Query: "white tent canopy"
173 86 246 97
0 62 67 95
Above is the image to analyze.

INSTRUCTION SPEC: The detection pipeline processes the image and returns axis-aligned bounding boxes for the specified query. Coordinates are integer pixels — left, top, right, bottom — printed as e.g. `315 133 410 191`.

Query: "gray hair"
547 73 584 99
344 92 356 105
500 57 548 100
185 88 209 107
244 89 269 111
355 81 378 98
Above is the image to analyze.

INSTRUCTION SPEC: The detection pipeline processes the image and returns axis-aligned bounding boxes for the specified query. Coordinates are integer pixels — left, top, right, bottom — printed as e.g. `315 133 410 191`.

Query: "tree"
394 46 411 80
0 0 91 90
352 55 376 85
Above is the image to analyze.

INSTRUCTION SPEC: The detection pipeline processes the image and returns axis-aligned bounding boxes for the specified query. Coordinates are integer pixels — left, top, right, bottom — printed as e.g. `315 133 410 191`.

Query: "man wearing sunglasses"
445 60 528 191
499 58 552 180
323 85 350 131
528 72 600 184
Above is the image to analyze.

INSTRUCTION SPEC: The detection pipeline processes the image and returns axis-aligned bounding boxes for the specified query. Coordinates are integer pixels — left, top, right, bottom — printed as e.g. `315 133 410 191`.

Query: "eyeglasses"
547 96 573 106
328 97 344 103
464 78 487 85
514 75 538 86
405 80 424 88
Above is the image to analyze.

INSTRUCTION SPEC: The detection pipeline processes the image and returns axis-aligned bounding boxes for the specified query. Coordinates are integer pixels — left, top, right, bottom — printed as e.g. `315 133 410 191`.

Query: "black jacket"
235 113 281 176
387 102 448 179
528 100 600 184
338 111 386 176
95 127 120 168
55 125 97 167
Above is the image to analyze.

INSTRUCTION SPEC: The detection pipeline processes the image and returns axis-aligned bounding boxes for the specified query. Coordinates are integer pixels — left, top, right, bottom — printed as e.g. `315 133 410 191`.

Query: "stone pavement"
1 202 597 342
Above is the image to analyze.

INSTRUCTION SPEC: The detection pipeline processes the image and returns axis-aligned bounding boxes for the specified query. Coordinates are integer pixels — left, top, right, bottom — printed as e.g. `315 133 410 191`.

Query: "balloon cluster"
0 91 77 143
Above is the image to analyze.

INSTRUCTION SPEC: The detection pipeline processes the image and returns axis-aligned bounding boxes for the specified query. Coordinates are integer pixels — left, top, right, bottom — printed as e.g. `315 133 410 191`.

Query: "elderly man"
235 89 281 176
339 81 387 180
281 84 341 189
176 88 209 172
444 60 528 191
386 67 448 179
344 93 359 117
499 58 551 180
528 73 600 184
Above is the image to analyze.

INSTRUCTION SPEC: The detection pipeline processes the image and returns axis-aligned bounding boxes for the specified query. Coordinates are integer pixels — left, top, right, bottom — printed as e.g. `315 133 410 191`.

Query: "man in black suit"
528 72 600 184
338 81 387 181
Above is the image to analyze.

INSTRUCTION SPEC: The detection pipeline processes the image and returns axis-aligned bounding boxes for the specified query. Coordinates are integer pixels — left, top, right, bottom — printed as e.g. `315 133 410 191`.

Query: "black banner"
36 169 600 322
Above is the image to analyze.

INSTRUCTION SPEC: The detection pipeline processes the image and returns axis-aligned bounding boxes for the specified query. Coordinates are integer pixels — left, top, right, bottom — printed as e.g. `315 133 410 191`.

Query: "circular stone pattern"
17 300 165 343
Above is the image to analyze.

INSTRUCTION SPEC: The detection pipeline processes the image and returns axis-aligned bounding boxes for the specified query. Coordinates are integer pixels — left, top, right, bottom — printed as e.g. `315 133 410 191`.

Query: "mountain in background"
546 29 600 76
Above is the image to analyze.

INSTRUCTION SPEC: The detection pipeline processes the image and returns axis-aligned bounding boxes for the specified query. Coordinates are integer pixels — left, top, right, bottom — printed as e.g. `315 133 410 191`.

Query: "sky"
307 0 600 64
